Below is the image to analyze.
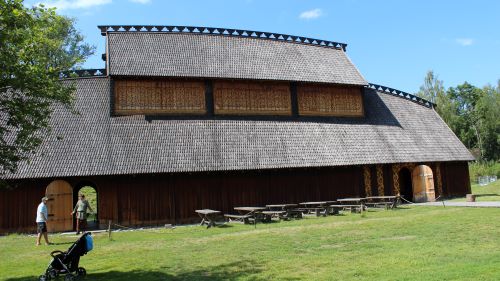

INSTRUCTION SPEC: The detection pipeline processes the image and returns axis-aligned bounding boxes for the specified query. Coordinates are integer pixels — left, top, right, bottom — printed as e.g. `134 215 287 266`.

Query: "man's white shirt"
36 202 48 223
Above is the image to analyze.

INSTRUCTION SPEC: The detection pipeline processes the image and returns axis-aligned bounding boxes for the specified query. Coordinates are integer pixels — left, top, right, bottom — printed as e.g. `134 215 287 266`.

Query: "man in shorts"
72 194 93 234
36 197 51 246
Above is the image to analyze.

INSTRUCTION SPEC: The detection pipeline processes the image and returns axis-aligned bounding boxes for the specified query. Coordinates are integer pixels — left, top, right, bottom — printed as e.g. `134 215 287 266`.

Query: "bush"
469 161 500 183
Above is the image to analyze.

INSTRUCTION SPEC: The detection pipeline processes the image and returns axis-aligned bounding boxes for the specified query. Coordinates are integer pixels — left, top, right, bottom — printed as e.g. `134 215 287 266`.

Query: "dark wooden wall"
0 161 471 233
0 180 46 233
441 161 471 197
94 166 364 226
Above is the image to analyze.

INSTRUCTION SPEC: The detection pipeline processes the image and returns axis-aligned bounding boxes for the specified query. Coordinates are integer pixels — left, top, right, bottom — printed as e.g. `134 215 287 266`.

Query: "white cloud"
455 38 474 46
39 0 112 10
129 0 151 3
299 8 322 20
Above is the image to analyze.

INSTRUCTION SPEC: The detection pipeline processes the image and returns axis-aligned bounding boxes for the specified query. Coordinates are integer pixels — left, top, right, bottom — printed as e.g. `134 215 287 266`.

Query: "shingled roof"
106 32 367 85
6 77 473 179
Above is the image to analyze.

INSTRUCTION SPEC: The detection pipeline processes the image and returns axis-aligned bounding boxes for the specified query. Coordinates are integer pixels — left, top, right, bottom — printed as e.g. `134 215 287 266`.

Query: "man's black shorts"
37 222 47 233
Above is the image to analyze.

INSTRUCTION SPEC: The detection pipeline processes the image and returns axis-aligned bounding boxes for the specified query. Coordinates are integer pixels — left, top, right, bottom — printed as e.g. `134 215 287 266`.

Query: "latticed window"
113 78 364 117
213 80 292 115
114 79 206 115
297 84 364 117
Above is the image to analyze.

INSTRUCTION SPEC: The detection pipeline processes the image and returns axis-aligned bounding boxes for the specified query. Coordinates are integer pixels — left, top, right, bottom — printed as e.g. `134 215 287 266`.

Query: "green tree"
0 0 94 175
417 71 458 131
447 83 483 156
417 71 443 104
446 82 500 161
476 84 500 160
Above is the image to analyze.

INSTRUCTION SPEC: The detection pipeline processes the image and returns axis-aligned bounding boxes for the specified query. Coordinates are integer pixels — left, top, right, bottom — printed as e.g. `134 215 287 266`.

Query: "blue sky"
27 0 500 93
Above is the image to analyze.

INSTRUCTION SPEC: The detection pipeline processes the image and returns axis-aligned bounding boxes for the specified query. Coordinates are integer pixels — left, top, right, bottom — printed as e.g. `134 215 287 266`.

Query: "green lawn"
2 206 500 281
449 180 500 202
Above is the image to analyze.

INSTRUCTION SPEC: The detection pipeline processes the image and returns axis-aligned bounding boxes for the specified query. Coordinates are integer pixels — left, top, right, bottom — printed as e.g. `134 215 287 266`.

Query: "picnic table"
260 210 287 221
266 204 302 219
365 196 400 209
266 204 298 210
299 201 337 216
195 209 221 228
332 198 367 213
225 207 266 224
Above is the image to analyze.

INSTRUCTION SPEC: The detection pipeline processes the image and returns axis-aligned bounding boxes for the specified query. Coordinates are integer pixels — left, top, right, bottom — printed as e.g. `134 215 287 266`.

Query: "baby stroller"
39 232 93 281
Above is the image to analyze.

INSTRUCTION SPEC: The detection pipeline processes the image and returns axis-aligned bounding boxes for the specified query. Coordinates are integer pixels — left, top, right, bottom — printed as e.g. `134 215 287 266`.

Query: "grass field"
1 206 500 281
449 180 500 202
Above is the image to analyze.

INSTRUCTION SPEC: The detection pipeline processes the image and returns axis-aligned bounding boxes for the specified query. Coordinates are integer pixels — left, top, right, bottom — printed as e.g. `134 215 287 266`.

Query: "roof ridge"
366 83 436 108
97 25 348 51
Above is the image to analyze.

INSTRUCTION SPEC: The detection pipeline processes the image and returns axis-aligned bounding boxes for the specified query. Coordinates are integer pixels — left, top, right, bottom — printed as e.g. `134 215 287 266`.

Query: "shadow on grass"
213 224 234 228
51 241 74 246
392 205 412 210
475 193 500 197
6 260 266 281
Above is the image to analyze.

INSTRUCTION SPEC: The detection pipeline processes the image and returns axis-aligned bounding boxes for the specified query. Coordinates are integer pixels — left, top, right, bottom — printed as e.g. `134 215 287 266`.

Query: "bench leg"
263 214 271 223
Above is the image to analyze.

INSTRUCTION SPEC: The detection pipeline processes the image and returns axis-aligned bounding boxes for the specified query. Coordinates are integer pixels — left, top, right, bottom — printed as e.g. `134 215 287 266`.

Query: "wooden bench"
300 207 328 217
224 214 253 224
281 209 303 219
330 204 364 213
365 196 399 210
365 201 396 209
195 209 222 228
261 210 286 222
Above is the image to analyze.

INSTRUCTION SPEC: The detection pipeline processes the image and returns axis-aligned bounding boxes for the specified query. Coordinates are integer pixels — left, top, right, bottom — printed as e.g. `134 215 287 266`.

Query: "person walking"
36 197 51 246
71 194 93 234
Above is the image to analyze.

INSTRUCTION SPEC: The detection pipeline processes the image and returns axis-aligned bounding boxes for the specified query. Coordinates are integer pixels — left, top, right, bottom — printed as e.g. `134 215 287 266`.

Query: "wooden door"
412 165 436 203
45 180 73 232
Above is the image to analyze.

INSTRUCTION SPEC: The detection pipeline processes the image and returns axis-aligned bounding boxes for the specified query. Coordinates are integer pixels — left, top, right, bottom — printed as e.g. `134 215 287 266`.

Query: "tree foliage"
417 71 500 161
0 0 93 175
475 84 500 160
417 71 458 132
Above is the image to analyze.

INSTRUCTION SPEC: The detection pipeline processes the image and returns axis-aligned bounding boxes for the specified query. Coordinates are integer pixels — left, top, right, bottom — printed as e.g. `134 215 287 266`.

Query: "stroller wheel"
46 269 58 279
77 267 87 276
38 275 47 281
64 274 75 281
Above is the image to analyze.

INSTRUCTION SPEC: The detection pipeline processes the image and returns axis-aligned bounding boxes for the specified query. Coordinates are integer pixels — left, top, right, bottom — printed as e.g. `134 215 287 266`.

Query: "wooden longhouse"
0 26 474 233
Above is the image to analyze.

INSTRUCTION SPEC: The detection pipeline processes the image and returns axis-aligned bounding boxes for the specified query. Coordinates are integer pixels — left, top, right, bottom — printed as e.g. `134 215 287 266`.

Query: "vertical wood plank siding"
95 166 363 225
441 161 471 197
0 180 46 233
383 165 394 195
0 162 471 233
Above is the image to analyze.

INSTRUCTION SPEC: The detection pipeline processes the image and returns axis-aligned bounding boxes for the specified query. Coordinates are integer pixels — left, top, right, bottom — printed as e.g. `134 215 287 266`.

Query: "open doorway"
399 168 413 202
74 184 98 231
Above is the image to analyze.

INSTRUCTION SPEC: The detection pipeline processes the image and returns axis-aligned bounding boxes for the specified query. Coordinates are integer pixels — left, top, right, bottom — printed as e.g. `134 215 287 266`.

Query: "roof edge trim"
367 83 436 108
97 25 348 51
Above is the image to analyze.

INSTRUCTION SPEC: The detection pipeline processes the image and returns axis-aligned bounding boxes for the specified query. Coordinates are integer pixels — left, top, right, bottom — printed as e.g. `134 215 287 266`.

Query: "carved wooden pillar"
392 164 401 195
363 166 372 197
376 165 384 196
